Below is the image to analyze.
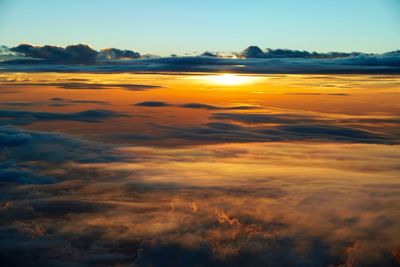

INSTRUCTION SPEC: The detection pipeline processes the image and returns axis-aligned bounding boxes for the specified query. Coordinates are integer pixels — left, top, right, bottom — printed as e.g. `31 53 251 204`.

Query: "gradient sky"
0 0 399 55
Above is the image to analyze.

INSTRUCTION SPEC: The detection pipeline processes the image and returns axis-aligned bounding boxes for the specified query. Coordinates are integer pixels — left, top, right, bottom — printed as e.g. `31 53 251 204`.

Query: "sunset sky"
0 1 399 267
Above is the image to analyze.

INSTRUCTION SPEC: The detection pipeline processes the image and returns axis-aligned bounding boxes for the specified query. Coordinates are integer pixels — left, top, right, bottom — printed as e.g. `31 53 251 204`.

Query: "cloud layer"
135 101 260 110
0 134 399 266
1 44 399 74
239 46 363 59
0 109 129 125
0 72 399 266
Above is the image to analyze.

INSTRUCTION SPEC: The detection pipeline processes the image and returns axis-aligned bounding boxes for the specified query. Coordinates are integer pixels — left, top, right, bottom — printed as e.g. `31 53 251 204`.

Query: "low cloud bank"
1 44 399 74
6 44 142 64
239 46 363 59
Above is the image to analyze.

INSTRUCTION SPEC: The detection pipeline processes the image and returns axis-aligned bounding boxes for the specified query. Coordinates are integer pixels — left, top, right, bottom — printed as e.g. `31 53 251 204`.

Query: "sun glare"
208 74 249 85
184 74 262 86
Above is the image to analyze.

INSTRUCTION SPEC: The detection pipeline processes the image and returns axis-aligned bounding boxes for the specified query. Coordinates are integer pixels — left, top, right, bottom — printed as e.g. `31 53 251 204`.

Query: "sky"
0 0 399 55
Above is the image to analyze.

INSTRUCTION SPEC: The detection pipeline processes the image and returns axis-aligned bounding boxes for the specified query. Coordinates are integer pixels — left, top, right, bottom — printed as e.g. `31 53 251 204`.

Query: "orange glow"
190 74 263 86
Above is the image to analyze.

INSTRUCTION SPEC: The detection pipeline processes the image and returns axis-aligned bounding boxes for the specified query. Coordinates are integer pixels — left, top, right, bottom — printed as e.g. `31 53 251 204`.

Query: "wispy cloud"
135 101 260 110
0 81 161 90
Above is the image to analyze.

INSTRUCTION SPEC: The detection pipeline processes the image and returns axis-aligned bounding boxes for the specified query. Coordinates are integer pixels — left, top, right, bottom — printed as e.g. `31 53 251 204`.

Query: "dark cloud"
135 101 171 107
200 51 219 57
55 83 160 90
0 125 119 163
0 70 399 267
0 99 110 108
106 133 157 142
0 91 20 94
212 112 321 124
0 45 15 56
212 112 400 126
157 117 394 144
179 103 259 110
49 97 110 106
285 93 349 96
180 103 227 110
0 101 39 107
0 55 400 74
98 48 141 60
0 109 129 125
274 124 387 141
0 126 399 266
10 44 99 64
0 160 55 184
0 45 25 62
0 125 122 190
134 240 342 267
0 81 161 90
2 44 400 73
338 50 400 67
134 101 260 110
239 46 362 59
3 54 399 74
240 46 265 58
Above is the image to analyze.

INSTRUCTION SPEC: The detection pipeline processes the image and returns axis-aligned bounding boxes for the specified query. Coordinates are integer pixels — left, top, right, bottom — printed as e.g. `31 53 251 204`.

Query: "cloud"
0 109 129 125
135 101 260 110
212 112 320 124
154 112 396 144
0 101 39 107
0 124 122 189
0 135 399 266
240 46 265 58
0 55 400 74
285 93 349 96
2 44 400 74
0 91 20 94
179 103 259 110
336 50 400 67
213 112 400 126
135 101 171 107
0 45 15 56
0 125 119 163
0 81 161 90
98 48 141 60
275 124 386 141
0 45 25 62
0 98 111 108
239 46 362 59
48 97 110 106
3 54 399 74
10 44 99 64
200 51 219 57
0 55 399 266
0 160 56 184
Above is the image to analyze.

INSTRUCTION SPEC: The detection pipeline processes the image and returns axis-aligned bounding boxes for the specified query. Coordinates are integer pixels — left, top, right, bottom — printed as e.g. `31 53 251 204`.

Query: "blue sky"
0 0 399 55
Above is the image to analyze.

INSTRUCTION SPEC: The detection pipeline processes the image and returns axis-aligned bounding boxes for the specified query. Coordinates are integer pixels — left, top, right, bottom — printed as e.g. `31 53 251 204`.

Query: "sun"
184 74 262 86
206 74 252 85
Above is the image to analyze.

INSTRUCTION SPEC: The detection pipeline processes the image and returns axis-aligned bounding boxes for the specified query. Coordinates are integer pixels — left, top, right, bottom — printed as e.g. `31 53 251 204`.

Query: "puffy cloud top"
200 51 219 57
239 46 362 59
10 44 99 64
241 46 265 58
98 48 141 60
9 44 142 63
